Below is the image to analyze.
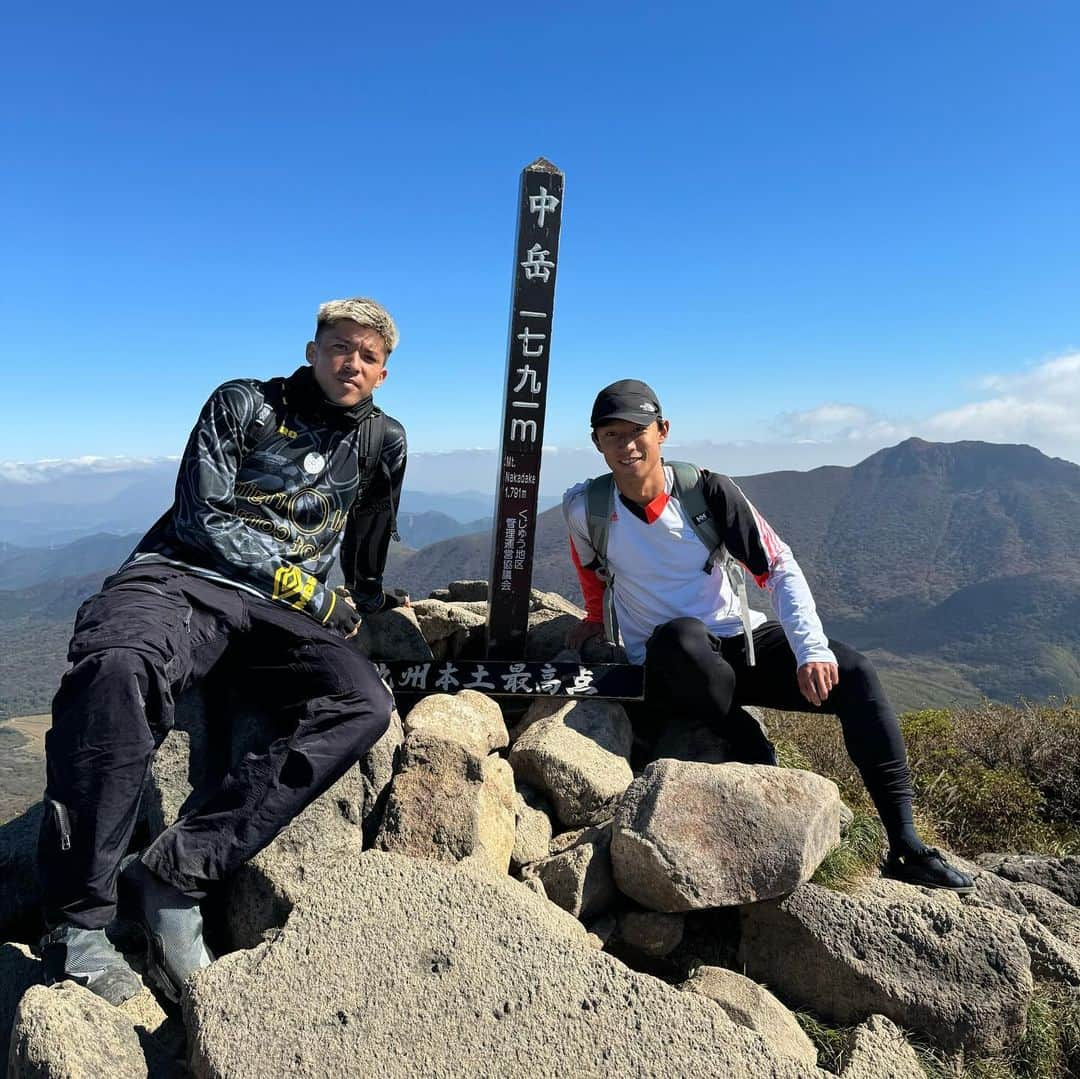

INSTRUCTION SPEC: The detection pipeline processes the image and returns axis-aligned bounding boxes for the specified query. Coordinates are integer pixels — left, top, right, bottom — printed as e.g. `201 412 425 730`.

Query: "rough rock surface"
612 761 843 911
357 708 406 842
409 598 486 640
356 606 433 661
142 728 193 837
1012 881 1080 948
522 824 616 920
224 764 369 949
376 733 516 873
651 706 772 765
617 911 685 957
403 690 508 758
681 966 818 1066
0 802 43 939
840 1014 925 1079
184 852 823 1078
508 698 633 828
1 942 41 1067
976 853 1080 907
510 786 553 871
8 982 150 1079
1014 914 1080 986
447 580 489 602
739 880 1033 1053
524 612 582 660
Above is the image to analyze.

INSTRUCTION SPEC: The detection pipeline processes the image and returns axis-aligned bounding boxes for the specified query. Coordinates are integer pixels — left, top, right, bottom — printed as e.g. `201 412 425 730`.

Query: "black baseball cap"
590 379 663 428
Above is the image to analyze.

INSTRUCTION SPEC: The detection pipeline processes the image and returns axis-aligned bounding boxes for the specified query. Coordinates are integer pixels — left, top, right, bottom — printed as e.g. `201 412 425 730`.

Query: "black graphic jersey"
128 366 406 622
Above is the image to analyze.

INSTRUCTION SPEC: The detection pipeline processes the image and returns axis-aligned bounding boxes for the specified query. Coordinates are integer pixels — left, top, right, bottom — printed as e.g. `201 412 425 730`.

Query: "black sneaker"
883 847 974 895
118 857 213 1002
40 924 143 1005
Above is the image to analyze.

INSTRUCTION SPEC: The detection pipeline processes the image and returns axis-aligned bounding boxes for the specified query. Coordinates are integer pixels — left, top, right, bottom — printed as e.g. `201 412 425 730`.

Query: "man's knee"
648 617 712 661
830 642 884 701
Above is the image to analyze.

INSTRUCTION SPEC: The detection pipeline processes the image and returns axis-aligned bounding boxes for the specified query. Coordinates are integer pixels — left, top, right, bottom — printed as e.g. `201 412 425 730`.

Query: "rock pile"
2 580 1078 1077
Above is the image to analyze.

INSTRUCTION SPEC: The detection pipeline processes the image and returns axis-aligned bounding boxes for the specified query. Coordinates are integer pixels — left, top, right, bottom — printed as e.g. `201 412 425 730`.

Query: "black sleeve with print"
341 416 407 613
699 470 774 579
132 376 366 625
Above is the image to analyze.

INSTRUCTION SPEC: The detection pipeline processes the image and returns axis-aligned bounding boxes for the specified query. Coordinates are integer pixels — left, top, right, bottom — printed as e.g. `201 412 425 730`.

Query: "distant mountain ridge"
0 438 1077 716
385 438 1080 705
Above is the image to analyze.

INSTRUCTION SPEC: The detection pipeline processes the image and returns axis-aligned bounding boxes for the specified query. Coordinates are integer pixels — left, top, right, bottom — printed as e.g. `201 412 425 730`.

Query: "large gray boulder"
508 698 633 828
612 761 843 911
522 823 616 920
447 580 489 602
510 785 554 871
183 851 824 1078
408 599 485 660
0 803 43 939
840 1015 925 1079
376 732 516 873
1015 914 1080 986
7 982 171 1079
739 880 1033 1054
223 763 370 950
617 910 685 957
680 966 818 1067
976 853 1080 907
403 690 508 758
356 606 433 661
1011 881 1080 948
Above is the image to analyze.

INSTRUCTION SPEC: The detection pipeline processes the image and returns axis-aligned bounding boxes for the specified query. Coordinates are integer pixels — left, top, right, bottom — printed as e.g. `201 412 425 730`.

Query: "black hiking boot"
118 857 213 1002
39 924 143 1005
883 846 974 895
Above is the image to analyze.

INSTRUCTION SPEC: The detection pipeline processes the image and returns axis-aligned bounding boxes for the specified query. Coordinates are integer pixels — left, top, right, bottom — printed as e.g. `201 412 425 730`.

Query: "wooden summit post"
486 157 565 659
375 159 643 700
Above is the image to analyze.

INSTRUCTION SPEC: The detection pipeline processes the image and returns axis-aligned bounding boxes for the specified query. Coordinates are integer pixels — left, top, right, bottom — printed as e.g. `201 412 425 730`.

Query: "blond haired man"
39 299 406 1004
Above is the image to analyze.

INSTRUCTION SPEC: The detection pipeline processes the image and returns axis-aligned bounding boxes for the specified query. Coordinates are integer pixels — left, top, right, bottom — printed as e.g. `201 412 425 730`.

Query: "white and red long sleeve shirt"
563 465 837 668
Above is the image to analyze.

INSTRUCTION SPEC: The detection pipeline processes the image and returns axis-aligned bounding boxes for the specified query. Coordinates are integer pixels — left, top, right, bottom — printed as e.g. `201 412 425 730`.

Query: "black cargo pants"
39 563 393 930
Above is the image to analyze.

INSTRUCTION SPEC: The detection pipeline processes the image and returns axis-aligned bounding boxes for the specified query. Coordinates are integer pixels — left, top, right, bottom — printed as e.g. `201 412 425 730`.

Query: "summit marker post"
376 159 643 700
485 157 565 660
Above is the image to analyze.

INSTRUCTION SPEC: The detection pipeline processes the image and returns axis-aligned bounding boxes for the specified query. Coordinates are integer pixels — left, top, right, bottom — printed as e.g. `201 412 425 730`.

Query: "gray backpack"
580 461 757 665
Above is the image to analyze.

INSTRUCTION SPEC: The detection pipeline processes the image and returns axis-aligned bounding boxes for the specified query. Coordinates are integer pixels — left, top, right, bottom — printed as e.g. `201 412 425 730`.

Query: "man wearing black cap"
562 379 973 892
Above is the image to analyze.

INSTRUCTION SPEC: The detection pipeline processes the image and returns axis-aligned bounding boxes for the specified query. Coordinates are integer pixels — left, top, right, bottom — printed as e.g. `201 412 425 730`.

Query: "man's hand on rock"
329 588 361 639
797 661 839 707
566 619 605 650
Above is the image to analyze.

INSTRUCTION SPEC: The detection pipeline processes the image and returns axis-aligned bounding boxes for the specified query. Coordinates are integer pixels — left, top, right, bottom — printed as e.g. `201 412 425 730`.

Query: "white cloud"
922 351 1080 450
0 455 179 485
772 351 1080 464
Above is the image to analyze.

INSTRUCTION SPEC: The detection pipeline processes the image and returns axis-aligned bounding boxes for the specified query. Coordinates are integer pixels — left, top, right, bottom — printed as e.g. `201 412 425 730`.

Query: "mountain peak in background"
0 438 1077 716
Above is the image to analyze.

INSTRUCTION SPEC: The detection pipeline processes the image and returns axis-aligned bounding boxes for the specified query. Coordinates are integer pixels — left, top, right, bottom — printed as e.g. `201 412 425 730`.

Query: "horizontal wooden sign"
375 659 644 701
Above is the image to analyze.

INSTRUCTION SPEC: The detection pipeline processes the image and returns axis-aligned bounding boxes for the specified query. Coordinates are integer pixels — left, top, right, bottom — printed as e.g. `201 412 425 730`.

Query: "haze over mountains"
0 438 1077 719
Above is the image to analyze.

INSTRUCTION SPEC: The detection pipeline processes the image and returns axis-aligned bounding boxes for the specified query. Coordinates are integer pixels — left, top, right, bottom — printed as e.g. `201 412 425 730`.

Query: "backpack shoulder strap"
243 377 289 455
668 460 724 572
354 408 398 539
668 460 757 665
583 472 615 565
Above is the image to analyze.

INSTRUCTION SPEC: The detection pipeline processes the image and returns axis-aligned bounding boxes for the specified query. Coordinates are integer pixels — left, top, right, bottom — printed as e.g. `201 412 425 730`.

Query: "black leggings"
643 618 917 851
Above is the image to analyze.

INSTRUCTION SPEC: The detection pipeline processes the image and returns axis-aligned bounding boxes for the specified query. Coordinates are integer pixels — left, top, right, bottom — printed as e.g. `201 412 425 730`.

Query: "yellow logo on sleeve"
272 565 317 609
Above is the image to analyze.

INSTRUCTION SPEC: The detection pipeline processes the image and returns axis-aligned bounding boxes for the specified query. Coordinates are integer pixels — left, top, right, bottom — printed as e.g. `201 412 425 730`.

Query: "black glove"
324 598 362 638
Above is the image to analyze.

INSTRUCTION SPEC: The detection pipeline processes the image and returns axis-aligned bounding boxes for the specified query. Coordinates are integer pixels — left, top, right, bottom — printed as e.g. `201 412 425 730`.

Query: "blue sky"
2 1 1078 482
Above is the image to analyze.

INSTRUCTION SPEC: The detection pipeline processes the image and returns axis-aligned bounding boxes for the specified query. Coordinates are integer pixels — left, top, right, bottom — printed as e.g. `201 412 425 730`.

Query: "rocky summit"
3 581 1079 1076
